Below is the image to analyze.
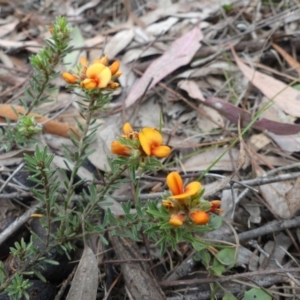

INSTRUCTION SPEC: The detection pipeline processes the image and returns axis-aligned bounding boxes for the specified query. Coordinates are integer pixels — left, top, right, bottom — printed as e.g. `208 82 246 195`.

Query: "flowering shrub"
0 17 236 299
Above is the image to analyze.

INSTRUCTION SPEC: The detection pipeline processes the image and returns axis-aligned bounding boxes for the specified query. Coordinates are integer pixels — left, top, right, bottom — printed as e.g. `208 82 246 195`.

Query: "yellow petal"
123 123 133 135
110 61 120 75
189 211 209 225
86 63 106 79
95 55 108 66
62 72 78 84
166 172 183 195
81 78 97 90
169 214 185 227
96 66 112 88
139 130 150 155
139 127 163 155
171 181 201 200
111 140 130 156
151 145 171 158
162 200 174 209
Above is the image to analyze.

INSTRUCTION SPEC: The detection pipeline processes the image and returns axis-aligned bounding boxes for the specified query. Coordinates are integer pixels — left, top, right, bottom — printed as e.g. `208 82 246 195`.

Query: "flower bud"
169 214 185 227
189 210 209 225
62 72 78 84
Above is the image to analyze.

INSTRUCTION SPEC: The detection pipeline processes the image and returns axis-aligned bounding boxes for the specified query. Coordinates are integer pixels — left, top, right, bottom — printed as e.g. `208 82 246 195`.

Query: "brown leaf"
0 20 19 38
110 235 165 300
205 97 300 135
256 167 293 219
182 148 247 172
272 43 300 75
286 177 300 217
266 132 300 153
66 246 98 300
232 48 300 117
125 26 203 107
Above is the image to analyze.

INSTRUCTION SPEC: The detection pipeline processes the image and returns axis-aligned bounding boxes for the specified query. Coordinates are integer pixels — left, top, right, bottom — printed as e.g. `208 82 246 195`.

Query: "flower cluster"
62 55 122 90
111 123 171 158
163 172 222 227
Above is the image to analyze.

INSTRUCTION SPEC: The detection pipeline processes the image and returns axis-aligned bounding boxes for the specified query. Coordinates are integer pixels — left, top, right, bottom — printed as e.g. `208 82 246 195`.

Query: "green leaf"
146 209 167 219
211 257 226 276
191 240 207 252
209 214 223 229
223 292 238 300
243 288 272 300
194 249 210 267
216 248 236 266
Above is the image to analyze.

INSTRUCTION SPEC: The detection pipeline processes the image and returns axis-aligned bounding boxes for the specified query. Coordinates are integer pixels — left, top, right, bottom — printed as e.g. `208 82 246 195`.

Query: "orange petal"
171 181 201 200
123 123 133 135
169 214 185 227
151 145 171 158
139 127 163 155
208 200 223 213
81 78 97 90
86 63 107 79
107 82 119 89
114 71 122 79
189 211 209 225
62 72 78 84
166 172 183 195
111 140 130 156
110 61 120 75
80 57 88 68
96 66 111 88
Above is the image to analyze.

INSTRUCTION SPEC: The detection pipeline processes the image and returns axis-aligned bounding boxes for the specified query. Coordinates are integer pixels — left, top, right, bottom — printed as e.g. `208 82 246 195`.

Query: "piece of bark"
110 235 165 300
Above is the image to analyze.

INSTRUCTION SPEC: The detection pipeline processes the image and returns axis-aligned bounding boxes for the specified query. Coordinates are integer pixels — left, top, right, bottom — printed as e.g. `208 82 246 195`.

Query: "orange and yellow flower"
166 172 201 201
62 55 121 90
189 210 209 225
80 63 111 89
111 123 171 159
139 128 171 158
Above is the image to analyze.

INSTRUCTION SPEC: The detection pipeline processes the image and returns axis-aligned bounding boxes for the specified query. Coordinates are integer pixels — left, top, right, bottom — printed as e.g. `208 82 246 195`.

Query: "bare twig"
249 240 300 287
0 202 42 245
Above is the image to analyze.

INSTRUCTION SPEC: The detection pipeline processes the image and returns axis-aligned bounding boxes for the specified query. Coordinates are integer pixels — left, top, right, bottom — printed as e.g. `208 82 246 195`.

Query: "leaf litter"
2 1 300 299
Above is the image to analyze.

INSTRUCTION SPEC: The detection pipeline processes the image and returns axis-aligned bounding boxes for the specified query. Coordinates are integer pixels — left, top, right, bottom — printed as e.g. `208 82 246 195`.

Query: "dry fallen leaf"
0 20 19 38
205 97 300 135
272 43 300 75
177 79 205 101
256 167 293 219
104 29 134 59
233 48 300 117
181 147 248 172
125 26 203 107
266 131 300 153
66 246 98 300
146 17 179 36
285 177 300 217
